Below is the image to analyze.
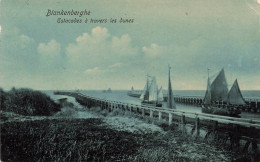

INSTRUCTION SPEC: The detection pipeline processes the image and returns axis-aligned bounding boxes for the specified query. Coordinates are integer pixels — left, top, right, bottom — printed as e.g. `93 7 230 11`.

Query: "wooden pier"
173 96 260 113
128 92 260 113
55 91 260 160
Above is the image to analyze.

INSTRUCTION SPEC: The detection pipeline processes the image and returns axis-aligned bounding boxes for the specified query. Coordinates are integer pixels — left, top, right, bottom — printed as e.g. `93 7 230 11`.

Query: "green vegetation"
1 118 143 161
1 117 236 162
0 88 60 116
0 91 249 161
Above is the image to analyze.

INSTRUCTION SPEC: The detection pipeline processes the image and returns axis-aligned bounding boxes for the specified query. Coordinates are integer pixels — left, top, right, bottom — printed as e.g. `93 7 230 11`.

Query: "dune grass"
1 116 237 162
0 87 61 116
0 93 246 162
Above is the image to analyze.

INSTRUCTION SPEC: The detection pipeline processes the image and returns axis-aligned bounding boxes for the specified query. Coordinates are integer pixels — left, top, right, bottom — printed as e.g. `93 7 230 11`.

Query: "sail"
157 86 164 102
210 68 228 102
148 77 158 102
227 79 246 105
167 66 176 109
140 77 151 101
140 81 148 100
203 77 211 105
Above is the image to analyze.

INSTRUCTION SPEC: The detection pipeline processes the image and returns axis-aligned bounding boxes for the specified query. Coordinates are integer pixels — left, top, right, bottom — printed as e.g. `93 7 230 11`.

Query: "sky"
0 0 260 90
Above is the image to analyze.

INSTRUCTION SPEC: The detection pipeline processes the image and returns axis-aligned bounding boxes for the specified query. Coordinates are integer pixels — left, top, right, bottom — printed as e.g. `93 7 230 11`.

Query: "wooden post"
159 111 162 121
213 121 218 132
109 103 111 112
150 110 153 118
169 113 172 125
195 115 200 137
142 108 145 116
181 114 186 134
251 139 258 162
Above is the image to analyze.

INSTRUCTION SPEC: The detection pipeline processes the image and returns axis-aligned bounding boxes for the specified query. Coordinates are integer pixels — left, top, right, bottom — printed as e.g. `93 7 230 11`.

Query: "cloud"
142 43 165 58
109 63 122 68
0 27 36 63
66 26 137 69
19 34 34 48
37 39 61 57
111 34 136 55
84 67 100 74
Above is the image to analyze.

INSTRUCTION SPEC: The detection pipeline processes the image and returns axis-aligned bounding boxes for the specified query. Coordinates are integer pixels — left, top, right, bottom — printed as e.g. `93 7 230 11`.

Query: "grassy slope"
1 118 143 161
0 91 245 162
1 112 237 162
0 88 60 116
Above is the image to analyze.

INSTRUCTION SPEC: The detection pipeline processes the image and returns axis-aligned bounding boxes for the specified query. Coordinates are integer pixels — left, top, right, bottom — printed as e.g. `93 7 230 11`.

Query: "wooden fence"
55 91 260 160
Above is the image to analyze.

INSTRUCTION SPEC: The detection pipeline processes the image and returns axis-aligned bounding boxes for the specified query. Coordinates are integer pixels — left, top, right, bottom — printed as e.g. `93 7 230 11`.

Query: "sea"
43 90 260 120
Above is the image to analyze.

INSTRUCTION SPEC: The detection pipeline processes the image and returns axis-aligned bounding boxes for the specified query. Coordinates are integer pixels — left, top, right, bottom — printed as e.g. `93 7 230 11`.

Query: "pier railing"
54 91 260 159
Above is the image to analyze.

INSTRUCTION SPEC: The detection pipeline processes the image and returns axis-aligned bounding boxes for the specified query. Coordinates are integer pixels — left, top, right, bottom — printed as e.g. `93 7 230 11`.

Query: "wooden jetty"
127 91 260 113
55 91 260 160
173 95 260 113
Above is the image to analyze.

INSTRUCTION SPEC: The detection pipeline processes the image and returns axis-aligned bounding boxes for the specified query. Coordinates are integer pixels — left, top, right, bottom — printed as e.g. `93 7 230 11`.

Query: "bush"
0 87 61 116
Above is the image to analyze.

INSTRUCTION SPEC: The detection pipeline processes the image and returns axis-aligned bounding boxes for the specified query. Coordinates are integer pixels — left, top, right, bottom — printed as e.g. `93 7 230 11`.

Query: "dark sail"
210 68 228 102
203 77 211 105
227 79 246 105
167 66 176 109
140 77 150 101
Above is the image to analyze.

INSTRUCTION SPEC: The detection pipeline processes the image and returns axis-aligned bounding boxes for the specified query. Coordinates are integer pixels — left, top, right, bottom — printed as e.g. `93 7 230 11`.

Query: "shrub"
0 87 61 116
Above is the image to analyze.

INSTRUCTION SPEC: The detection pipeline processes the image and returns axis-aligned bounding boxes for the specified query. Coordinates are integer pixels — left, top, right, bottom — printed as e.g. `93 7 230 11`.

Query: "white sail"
157 86 164 102
148 77 158 102
140 82 148 100
140 77 151 101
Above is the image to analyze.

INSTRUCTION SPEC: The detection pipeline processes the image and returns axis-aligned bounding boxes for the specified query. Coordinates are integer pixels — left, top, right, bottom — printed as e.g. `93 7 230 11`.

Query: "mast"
227 79 246 105
203 68 211 105
167 65 176 109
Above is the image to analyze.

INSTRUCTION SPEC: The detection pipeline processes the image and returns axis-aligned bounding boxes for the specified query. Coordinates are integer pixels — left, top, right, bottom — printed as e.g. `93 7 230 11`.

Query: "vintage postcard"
0 0 260 161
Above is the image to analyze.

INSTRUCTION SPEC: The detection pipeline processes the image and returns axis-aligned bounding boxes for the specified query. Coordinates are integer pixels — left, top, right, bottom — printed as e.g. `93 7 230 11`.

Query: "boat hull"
201 105 241 117
141 101 162 107
127 91 141 98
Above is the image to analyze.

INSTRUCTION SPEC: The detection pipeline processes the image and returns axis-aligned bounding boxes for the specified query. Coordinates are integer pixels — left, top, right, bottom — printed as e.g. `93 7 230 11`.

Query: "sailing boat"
127 86 142 98
140 75 163 107
157 86 164 102
202 68 243 117
167 65 176 109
